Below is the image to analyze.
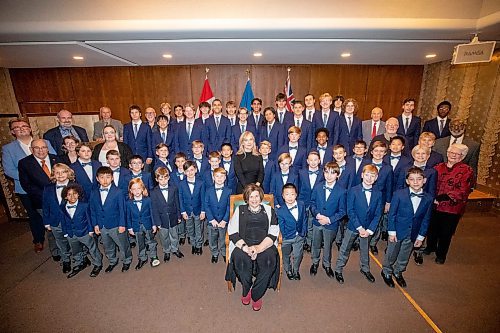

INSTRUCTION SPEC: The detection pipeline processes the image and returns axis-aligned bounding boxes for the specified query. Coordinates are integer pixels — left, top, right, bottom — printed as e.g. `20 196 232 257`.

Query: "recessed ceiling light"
162 54 172 59
73 56 84 60
253 52 263 57
341 52 351 58
426 54 437 58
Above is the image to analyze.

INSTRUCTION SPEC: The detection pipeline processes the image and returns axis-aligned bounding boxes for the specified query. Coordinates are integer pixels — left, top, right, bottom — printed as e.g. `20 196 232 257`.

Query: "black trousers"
426 210 460 261
232 246 277 302
18 194 45 244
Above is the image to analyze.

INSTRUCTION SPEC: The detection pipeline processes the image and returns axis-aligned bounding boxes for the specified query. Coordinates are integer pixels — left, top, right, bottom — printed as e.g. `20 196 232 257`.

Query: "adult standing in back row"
43 109 89 155
397 98 421 151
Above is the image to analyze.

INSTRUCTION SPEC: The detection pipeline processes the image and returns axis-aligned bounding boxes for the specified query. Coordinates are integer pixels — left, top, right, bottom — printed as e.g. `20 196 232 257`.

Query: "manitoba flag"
284 73 295 112
198 77 215 117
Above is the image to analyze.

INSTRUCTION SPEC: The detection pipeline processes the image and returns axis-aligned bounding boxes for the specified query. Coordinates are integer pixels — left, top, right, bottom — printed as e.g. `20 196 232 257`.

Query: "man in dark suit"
205 99 231 153
396 98 421 150
43 109 89 155
18 139 59 256
433 119 480 180
123 105 154 171
422 101 452 139
248 98 264 139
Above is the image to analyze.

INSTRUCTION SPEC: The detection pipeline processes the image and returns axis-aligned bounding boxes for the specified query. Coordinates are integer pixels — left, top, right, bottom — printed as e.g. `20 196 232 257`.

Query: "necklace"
248 205 262 214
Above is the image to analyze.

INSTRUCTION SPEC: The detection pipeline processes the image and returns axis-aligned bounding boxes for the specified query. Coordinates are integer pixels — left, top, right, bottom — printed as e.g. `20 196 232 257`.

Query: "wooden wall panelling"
308 66 342 102
0 68 20 115
19 101 77 115
10 68 74 103
69 67 133 122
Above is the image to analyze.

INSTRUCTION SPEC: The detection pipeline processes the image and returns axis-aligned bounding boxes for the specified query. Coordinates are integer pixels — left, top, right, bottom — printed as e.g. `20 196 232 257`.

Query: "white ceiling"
0 0 499 68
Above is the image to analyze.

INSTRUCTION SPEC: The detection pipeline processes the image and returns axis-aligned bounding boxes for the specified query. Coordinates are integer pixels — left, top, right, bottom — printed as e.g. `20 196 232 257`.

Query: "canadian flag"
198 71 215 118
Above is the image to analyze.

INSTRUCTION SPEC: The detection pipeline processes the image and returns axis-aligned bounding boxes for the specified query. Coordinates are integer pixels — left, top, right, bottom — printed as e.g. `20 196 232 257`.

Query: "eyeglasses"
11 125 30 130
32 146 48 150
447 151 463 156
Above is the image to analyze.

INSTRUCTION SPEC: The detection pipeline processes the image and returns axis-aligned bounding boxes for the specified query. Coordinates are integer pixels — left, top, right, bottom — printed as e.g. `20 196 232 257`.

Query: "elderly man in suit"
422 101 452 140
433 119 480 180
93 106 124 141
362 107 386 146
18 139 60 257
2 119 57 253
369 117 409 156
43 109 89 154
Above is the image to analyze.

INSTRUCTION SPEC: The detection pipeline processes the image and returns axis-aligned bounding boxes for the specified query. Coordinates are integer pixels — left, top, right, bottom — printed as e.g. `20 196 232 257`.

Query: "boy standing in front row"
381 167 433 288
90 166 132 273
334 165 382 284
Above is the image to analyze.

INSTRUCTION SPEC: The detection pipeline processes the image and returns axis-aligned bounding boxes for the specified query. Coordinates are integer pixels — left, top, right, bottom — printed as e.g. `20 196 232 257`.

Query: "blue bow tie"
112 169 120 173
81 162 92 167
132 173 142 178
133 199 142 204
66 205 77 209
176 172 183 177
373 163 383 168
223 161 231 165
282 173 289 177
56 185 66 189
160 187 169 191
215 187 224 192
390 156 401 160
323 185 333 192
354 156 363 161
100 188 109 192
187 181 196 186
410 192 424 198
415 165 425 171
308 170 319 175
362 187 372 192
263 159 268 163
339 165 345 170
288 205 297 210
289 146 298 151
317 146 326 151
194 158 203 163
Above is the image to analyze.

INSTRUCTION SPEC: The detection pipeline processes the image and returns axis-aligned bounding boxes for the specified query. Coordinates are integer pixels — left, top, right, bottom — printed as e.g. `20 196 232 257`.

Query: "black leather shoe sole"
393 274 407 288
310 264 318 276
62 262 71 273
105 263 118 273
335 272 344 284
135 260 147 270
361 270 375 283
322 265 335 278
381 271 395 288
173 251 184 258
121 264 130 272
90 266 102 277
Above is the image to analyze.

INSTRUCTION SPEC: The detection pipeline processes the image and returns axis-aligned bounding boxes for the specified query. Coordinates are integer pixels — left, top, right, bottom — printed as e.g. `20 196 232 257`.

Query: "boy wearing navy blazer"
284 100 314 150
351 140 368 180
385 136 413 193
153 143 174 174
129 155 154 191
259 107 285 161
205 99 231 153
312 93 339 146
106 150 132 195
381 167 433 288
202 151 222 188
270 153 299 208
90 166 132 273
220 143 237 193
334 165 382 284
190 140 209 173
70 143 101 201
277 126 307 169
277 183 308 280
176 103 204 157
337 98 363 156
61 184 103 278
396 98 421 151
298 151 323 253
152 114 176 159
309 162 347 278
231 107 257 151
126 178 160 269
204 167 231 263
151 168 184 262
259 141 275 193
170 152 187 186
313 128 332 166
422 101 452 140
123 105 154 172
178 160 206 255
42 163 75 273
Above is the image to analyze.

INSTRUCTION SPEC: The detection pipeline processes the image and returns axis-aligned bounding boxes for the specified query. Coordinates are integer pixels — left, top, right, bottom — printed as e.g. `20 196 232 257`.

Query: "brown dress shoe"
34 243 44 253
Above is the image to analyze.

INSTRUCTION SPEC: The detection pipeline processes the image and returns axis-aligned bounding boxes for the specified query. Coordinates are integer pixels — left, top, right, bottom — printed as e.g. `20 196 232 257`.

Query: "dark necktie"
134 123 139 138
161 132 166 143
439 119 444 135
405 118 410 134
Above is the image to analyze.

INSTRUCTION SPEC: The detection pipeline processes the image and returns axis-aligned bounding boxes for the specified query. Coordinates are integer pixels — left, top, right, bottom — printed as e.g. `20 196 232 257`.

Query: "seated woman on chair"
225 184 280 311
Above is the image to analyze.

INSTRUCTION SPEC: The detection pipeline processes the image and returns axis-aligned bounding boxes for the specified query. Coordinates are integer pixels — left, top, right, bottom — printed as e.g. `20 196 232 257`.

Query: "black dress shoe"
310 263 318 276
423 248 434 255
322 264 335 278
286 270 294 280
393 273 407 288
135 259 147 270
294 272 301 280
336 243 341 251
370 246 378 255
335 271 344 284
173 251 184 259
105 263 118 273
211 256 218 263
121 263 130 272
62 261 71 273
89 265 102 277
303 243 311 252
67 265 84 278
130 242 136 249
197 247 203 255
84 257 91 267
435 257 445 265
381 271 395 288
179 238 186 245
360 270 375 283
191 246 196 255
164 253 171 262
52 255 61 262
381 231 388 241
187 237 191 245
352 242 359 252
413 252 423 265
203 240 209 247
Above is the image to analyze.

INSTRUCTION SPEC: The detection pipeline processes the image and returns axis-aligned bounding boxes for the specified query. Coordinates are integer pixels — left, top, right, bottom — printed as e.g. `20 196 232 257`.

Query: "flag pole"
245 68 250 80
205 67 209 79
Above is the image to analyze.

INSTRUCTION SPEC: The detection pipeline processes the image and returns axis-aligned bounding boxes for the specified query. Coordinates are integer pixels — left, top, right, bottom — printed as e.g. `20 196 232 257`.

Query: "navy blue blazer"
270 167 299 207
396 165 438 198
70 160 101 201
311 145 333 166
383 154 413 192
126 196 154 231
188 155 209 175
43 126 89 155
204 185 231 223
169 168 185 187
18 154 59 209
427 150 444 168
231 122 257 151
247 113 265 139
357 160 394 204
312 110 339 146
43 182 77 227
152 129 176 158
205 115 231 152
176 120 204 157
89 184 126 229
259 122 285 160
178 178 205 215
276 110 293 125
397 115 421 150
310 181 347 231
112 167 132 195
422 117 451 140
276 200 308 240
130 172 154 191
337 114 363 155
337 160 356 189
151 185 181 228
346 184 383 233
388 188 433 242
262 157 275 193
283 118 314 150
60 201 92 238
220 159 237 193
123 122 153 160
201 168 216 188
276 144 307 169
298 168 324 207
153 158 173 174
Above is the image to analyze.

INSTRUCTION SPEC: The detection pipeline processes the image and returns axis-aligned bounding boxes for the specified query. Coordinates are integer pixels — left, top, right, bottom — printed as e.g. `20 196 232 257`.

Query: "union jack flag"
284 70 295 112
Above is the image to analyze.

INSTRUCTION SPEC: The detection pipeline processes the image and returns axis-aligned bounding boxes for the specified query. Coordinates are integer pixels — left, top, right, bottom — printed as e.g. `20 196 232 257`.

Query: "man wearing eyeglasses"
43 109 89 155
2 119 59 254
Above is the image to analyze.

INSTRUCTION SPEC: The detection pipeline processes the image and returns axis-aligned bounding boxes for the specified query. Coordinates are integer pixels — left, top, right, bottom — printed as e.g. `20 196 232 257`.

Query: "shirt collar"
437 116 447 122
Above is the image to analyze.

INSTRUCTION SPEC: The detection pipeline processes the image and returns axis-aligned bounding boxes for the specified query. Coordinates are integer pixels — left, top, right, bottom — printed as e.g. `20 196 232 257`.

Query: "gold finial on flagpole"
287 67 291 78
245 68 250 79
205 67 209 79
